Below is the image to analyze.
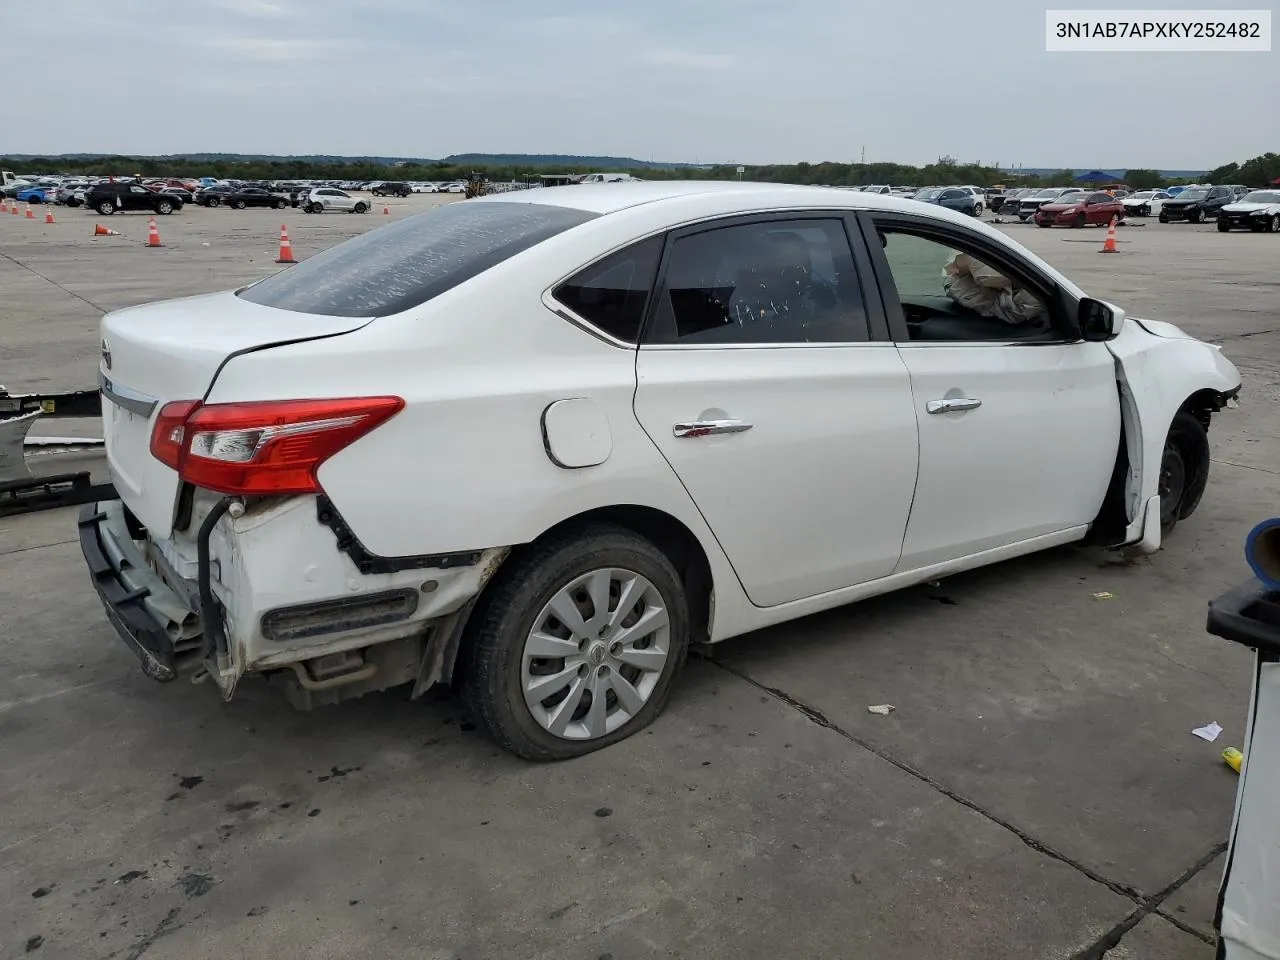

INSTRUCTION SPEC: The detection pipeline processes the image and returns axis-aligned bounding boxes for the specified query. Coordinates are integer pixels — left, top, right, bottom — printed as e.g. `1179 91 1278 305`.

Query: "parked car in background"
1034 191 1125 228
81 183 1241 760
195 185 236 207
225 187 291 210
1017 187 1078 221
1160 186 1235 223
860 185 892 195
56 182 89 206
1217 190 1280 233
86 182 184 215
1121 190 1172 217
157 186 194 203
412 182 439 193
911 186 978 215
371 181 412 197
440 182 467 194
1224 184 1250 199
303 187 369 214
957 186 985 215
15 185 52 203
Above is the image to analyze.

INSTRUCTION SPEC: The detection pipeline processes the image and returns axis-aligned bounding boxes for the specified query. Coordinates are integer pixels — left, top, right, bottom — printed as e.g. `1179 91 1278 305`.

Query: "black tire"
1267 215 1279 233
354 202 368 214
232 199 246 210
1037 219 1052 228
1160 411 1210 533
97 200 115 215
1188 208 1203 224
1138 204 1149 217
156 200 174 215
274 199 286 209
1073 213 1086 229
462 523 690 761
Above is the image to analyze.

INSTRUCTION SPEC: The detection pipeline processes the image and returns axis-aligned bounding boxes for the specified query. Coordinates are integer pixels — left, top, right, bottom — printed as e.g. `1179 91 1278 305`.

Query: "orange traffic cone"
1100 217 1117 253
146 216 163 248
274 224 296 264
382 205 389 215
0 199 7 214
44 207 54 224
93 223 116 237
10 201 18 216
25 203 34 219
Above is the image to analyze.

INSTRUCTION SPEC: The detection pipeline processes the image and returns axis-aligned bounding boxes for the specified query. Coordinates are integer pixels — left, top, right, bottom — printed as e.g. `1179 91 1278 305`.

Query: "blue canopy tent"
1075 170 1120 183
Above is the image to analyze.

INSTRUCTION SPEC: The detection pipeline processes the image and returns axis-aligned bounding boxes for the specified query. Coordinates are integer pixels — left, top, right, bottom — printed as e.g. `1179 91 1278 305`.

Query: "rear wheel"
206 197 220 207
232 199 246 210
1160 411 1211 533
462 524 690 761
97 200 115 216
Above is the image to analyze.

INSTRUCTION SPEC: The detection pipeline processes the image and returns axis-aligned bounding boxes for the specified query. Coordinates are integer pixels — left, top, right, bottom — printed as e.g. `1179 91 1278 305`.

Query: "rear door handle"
926 398 982 414
673 419 753 438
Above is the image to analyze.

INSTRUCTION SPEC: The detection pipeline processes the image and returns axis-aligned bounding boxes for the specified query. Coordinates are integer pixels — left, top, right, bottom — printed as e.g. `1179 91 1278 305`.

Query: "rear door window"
239 201 598 318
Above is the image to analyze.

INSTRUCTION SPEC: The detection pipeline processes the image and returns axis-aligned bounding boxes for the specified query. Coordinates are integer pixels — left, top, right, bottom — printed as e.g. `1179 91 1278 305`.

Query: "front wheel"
206 197 220 207
1188 208 1203 224
1217 218 1230 233
1267 214 1280 233
273 199 286 209
1160 411 1211 534
354 202 368 213
1073 213 1086 229
232 199 246 210
156 200 174 215
462 524 690 761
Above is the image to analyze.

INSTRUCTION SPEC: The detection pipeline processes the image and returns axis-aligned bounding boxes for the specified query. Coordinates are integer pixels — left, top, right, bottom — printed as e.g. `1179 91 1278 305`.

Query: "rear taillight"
148 397 403 496
150 400 201 469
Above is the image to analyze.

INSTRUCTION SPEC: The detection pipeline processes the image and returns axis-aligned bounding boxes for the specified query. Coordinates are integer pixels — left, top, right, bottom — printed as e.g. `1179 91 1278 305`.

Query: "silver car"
303 188 370 214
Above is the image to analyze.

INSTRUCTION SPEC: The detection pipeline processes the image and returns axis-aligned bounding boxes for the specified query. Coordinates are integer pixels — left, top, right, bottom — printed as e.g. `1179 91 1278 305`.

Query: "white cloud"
214 36 348 62
640 48 736 70
216 0 293 16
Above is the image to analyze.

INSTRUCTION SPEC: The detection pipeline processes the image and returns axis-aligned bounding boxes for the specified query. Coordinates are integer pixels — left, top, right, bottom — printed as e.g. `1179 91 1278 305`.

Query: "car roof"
469 180 962 217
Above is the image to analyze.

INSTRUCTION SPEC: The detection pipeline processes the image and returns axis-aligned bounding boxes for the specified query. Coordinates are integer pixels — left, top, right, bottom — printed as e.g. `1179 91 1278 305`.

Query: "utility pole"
861 145 866 165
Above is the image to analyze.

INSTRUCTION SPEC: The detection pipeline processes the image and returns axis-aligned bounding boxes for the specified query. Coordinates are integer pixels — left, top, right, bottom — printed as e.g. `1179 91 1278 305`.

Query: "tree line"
3 153 1275 189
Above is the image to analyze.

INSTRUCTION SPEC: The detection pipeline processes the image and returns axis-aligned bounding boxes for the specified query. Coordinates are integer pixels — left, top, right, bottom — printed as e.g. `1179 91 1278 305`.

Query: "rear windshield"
238 201 598 318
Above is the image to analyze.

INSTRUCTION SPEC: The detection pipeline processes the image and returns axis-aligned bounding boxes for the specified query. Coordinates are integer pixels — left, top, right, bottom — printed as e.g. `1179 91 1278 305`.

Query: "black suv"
371 181 411 197
1160 186 1234 223
85 182 184 216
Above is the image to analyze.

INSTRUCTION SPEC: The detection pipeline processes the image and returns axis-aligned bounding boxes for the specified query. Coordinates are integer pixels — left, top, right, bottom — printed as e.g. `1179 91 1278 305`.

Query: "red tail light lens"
149 400 201 469
149 397 404 495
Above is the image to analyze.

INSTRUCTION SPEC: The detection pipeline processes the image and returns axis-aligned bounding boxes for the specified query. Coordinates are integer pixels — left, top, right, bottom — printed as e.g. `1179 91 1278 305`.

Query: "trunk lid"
101 289 372 537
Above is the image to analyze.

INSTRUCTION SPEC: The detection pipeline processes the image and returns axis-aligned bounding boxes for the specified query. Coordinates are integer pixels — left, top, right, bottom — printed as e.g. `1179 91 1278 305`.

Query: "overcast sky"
3 0 1274 168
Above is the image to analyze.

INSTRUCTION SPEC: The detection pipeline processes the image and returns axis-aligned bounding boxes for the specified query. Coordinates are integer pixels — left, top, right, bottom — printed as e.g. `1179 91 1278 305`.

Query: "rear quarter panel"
202 216 748 624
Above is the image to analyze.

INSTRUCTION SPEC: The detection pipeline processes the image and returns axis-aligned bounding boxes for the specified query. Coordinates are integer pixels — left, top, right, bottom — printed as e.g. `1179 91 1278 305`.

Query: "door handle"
673 419 753 438
926 398 982 414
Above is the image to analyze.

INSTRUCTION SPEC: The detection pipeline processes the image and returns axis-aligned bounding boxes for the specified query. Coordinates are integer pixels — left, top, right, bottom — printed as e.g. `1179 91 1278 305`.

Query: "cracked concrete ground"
2 199 1274 959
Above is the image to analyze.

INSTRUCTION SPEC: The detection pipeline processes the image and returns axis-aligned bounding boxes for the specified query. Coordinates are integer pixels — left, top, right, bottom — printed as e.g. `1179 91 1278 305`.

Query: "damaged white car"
81 183 1242 760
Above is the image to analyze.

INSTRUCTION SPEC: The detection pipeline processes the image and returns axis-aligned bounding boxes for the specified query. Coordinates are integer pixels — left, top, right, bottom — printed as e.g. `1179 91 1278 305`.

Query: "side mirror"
1079 298 1125 341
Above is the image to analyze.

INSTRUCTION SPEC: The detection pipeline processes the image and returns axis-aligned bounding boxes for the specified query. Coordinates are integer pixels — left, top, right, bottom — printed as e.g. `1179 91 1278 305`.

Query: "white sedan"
1122 190 1173 217
83 183 1241 759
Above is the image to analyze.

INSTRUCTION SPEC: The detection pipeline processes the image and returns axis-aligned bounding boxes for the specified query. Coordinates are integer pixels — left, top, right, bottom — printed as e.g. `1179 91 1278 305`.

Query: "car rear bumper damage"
78 495 510 706
78 501 201 682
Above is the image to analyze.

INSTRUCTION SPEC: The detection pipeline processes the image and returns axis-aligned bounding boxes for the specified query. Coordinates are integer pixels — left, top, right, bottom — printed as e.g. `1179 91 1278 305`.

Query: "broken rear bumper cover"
78 501 196 682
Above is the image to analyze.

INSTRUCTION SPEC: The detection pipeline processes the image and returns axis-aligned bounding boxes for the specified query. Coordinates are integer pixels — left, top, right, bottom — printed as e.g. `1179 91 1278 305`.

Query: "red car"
1034 190 1125 228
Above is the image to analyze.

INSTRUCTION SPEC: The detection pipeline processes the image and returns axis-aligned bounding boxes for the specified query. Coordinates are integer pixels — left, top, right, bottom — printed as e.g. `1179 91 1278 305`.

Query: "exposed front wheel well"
1179 387 1229 431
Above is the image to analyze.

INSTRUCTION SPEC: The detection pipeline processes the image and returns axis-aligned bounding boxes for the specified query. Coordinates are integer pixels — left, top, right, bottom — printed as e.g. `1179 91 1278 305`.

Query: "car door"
1089 192 1114 224
859 212 1121 570
631 213 920 607
126 185 150 210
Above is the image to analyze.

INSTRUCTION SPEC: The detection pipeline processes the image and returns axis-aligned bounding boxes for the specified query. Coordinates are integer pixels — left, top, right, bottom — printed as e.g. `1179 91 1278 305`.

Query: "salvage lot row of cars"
988 182 1280 232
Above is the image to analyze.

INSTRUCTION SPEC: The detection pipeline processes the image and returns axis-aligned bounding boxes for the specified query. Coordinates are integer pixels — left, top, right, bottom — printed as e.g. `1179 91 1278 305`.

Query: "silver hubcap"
521 568 670 741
